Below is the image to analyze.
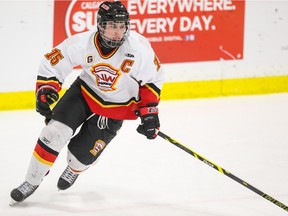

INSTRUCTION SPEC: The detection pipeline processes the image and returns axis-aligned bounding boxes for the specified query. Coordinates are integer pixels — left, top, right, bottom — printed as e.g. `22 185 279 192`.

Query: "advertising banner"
53 0 245 63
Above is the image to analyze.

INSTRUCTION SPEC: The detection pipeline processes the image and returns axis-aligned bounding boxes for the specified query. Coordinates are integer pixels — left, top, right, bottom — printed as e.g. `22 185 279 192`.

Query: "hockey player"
10 1 164 204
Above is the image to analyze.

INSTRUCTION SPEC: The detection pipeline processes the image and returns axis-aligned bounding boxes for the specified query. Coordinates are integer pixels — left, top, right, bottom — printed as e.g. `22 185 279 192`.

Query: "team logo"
90 139 106 156
90 63 121 91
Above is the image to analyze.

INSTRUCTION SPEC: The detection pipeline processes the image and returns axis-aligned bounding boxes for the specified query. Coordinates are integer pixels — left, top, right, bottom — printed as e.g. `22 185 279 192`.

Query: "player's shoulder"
125 31 153 52
64 30 95 45
128 31 150 44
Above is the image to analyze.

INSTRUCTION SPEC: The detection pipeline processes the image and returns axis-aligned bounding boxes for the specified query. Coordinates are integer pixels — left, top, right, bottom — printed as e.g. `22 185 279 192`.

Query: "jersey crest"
89 139 106 156
90 63 121 91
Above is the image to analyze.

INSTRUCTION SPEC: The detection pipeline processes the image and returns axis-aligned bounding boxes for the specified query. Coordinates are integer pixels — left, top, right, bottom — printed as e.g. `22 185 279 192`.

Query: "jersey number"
45 48 64 66
154 55 161 71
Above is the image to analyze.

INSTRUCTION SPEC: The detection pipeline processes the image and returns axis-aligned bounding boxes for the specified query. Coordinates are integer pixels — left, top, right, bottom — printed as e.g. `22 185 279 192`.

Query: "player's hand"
136 106 160 139
36 85 59 117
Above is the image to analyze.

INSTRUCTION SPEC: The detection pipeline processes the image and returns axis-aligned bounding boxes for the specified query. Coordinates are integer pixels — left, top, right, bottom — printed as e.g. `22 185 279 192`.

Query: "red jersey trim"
144 83 160 100
81 85 139 120
138 84 161 107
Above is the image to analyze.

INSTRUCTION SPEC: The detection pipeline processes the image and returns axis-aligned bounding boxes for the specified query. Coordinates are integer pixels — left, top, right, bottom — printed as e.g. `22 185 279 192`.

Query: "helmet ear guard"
97 1 130 48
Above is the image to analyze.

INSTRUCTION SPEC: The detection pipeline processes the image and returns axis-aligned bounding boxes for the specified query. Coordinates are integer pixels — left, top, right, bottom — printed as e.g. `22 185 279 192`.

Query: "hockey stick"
157 131 288 212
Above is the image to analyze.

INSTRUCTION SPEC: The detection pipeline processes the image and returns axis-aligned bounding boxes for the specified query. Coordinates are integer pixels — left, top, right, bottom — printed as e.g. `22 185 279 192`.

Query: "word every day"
130 16 214 34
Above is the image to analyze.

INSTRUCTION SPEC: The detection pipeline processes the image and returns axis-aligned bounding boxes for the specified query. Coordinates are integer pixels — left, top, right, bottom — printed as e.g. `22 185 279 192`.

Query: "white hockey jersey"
36 30 164 120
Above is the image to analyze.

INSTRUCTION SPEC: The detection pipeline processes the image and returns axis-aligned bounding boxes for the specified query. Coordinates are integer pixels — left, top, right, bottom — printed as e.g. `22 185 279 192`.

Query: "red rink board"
53 0 245 63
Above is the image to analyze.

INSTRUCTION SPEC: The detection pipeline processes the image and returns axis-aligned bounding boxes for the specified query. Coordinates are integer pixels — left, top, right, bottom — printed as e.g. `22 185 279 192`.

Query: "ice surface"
1 93 288 216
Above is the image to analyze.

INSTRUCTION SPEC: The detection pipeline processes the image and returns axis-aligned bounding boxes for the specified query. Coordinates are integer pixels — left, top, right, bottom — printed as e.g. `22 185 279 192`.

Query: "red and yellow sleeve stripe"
138 83 161 107
36 76 62 92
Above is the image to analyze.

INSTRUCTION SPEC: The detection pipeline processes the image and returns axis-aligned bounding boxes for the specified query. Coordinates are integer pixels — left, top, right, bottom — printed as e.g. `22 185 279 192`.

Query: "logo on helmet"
101 3 109 11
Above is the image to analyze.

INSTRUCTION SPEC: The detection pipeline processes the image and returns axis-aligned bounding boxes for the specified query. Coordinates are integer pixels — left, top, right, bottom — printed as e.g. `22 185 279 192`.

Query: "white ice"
1 93 288 216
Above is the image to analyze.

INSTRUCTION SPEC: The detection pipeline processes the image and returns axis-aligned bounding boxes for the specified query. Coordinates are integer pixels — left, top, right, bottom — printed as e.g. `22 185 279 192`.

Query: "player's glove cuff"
136 106 160 139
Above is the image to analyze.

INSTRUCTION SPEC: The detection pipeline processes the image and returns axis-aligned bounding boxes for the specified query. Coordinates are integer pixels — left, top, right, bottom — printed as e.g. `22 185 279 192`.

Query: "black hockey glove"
136 106 160 139
36 85 59 117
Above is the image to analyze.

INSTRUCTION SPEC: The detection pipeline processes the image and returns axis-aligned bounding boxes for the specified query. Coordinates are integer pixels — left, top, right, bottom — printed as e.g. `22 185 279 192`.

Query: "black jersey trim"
36 75 62 85
144 83 161 97
80 79 139 107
